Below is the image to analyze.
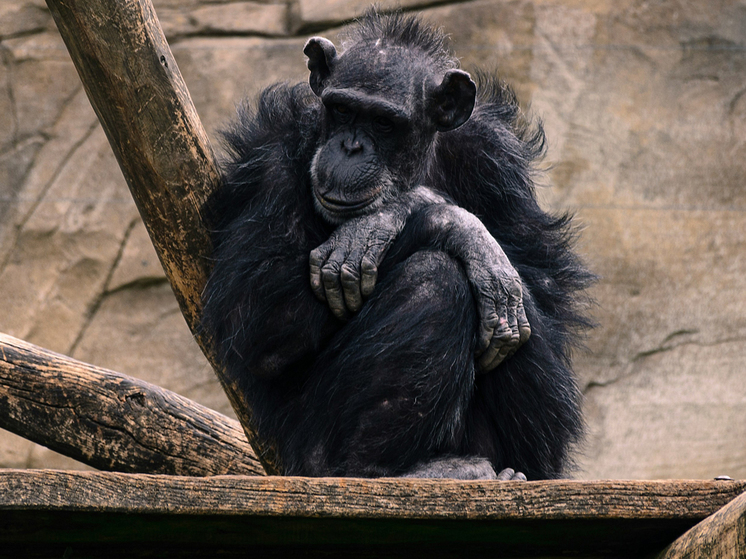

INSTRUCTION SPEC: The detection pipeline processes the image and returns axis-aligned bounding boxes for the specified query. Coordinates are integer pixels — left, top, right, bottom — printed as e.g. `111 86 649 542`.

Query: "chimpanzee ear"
304 37 338 96
429 69 476 132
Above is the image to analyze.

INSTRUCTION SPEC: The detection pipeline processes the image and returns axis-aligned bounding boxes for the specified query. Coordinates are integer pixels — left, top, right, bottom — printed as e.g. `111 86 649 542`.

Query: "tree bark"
42 0 279 473
657 488 746 559
0 333 263 476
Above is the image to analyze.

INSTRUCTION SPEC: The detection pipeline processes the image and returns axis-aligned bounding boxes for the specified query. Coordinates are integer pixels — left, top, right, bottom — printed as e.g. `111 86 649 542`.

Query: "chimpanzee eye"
373 116 394 133
331 104 351 120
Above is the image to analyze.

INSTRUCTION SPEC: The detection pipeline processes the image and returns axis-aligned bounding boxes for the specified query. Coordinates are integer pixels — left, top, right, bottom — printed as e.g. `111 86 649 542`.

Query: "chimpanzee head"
304 13 476 223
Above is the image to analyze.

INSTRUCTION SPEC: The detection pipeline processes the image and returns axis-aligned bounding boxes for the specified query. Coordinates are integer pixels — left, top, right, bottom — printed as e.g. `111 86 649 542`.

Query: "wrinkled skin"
202 12 592 481
309 187 531 372
304 33 530 373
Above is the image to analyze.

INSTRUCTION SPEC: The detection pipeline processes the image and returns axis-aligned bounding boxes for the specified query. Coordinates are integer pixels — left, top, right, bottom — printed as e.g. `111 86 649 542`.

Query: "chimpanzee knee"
288 250 478 477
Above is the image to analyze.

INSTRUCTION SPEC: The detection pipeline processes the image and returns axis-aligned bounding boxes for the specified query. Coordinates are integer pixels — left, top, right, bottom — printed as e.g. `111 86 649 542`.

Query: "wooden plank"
657 489 746 558
0 333 263 476
42 0 278 473
2 471 743 519
0 472 743 558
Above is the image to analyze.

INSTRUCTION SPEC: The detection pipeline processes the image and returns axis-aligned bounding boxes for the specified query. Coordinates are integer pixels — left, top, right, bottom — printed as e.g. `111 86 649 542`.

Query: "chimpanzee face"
310 83 418 223
305 37 475 224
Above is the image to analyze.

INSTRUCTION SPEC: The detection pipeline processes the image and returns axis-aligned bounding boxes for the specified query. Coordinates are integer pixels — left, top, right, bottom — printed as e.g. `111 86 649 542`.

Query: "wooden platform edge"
0 471 743 520
2 472 743 556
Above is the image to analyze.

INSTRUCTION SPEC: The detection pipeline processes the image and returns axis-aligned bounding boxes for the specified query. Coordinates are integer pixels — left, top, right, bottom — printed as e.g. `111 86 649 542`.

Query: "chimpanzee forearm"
406 203 531 370
309 186 446 319
309 186 530 371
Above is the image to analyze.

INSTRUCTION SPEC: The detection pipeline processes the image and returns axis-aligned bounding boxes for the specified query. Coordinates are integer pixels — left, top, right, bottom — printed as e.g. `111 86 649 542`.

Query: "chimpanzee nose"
341 137 363 155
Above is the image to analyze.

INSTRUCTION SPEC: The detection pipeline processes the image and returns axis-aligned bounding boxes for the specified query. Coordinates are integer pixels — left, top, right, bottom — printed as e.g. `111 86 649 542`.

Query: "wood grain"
0 333 263 476
1 472 744 557
1 471 743 520
42 0 278 472
657 489 746 558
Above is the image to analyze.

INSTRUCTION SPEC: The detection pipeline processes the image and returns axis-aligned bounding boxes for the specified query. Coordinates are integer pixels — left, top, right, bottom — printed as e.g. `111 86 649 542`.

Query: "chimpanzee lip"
318 196 371 211
315 188 381 214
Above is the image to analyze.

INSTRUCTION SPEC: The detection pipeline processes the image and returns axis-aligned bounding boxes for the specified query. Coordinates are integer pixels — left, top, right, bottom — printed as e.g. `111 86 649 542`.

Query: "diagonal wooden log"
0 333 263 476
656 488 746 558
42 0 279 473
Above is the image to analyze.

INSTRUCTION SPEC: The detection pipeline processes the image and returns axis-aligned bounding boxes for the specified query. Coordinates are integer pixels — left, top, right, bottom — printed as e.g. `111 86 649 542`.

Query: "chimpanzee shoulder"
205 83 324 238
428 73 594 345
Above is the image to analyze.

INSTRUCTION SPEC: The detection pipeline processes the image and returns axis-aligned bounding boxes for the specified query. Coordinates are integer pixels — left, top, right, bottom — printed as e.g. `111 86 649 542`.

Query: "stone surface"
158 1 290 38
0 0 52 39
294 0 435 29
72 281 233 417
1 0 745 479
107 221 166 293
171 36 308 139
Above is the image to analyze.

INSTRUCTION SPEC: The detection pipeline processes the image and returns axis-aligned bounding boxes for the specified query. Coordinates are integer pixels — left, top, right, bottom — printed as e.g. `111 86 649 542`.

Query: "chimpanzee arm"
415 202 531 371
309 186 530 371
202 84 340 381
203 187 341 381
309 186 443 318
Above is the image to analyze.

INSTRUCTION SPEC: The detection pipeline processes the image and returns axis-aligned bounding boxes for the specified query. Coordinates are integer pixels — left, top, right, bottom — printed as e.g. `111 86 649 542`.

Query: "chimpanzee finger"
476 299 500 356
503 299 531 360
360 239 389 297
340 256 363 312
479 339 512 372
478 319 514 371
494 278 526 360
506 285 520 341
360 253 378 297
517 302 531 345
320 251 349 320
309 243 334 302
486 343 514 372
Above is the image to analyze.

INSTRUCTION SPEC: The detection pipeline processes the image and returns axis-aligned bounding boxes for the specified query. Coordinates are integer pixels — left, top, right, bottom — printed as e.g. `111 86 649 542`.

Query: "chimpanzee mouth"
315 193 376 213
312 184 385 221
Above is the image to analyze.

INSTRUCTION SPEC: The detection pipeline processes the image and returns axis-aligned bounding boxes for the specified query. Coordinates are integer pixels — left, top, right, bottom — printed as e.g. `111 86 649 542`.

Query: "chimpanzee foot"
496 467 527 481
401 456 498 480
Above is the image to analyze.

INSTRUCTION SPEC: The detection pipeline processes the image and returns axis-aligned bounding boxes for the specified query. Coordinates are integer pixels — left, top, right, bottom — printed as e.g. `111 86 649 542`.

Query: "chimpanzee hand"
310 186 444 320
428 204 532 372
310 188 530 371
309 210 404 320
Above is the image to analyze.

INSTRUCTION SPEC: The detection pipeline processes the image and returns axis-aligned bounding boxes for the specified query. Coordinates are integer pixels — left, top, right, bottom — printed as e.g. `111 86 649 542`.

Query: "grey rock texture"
0 0 744 479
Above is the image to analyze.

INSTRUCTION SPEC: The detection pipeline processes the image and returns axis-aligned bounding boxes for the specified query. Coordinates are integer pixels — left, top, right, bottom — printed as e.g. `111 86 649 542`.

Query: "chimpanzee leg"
287 250 479 477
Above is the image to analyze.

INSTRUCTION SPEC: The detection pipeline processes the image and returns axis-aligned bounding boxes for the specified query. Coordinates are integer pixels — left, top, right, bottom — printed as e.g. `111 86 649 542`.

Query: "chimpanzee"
202 11 594 480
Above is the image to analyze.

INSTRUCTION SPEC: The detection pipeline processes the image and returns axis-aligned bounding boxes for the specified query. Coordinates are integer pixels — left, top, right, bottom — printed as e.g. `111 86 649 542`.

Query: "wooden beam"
0 473 743 557
2 472 743 519
657 489 746 558
0 333 263 476
42 0 278 472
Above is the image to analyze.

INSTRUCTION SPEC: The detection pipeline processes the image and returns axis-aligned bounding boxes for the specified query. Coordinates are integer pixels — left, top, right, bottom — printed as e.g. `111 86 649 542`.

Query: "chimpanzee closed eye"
202 10 594 480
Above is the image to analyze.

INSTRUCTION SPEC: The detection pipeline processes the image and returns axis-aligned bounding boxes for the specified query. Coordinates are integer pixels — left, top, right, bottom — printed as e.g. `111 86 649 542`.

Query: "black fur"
202 12 593 480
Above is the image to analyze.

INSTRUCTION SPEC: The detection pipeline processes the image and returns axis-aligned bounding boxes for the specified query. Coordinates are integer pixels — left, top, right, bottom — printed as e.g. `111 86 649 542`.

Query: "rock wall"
1 0 744 479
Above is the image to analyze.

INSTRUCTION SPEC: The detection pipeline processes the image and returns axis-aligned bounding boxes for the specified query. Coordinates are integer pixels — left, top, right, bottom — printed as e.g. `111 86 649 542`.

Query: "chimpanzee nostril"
342 138 363 155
